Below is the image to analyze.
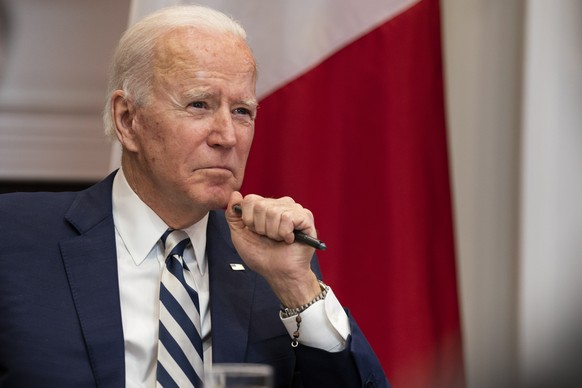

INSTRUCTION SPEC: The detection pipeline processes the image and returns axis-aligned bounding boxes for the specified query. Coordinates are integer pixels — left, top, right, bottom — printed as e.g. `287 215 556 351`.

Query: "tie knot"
161 229 191 260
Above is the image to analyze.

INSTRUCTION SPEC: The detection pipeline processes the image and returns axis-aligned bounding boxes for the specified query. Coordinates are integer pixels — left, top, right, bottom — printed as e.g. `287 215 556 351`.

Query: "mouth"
199 166 233 173
194 166 235 179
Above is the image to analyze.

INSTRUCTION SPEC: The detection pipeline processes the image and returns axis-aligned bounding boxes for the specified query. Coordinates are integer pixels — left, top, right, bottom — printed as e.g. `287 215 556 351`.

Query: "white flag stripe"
160 304 204 372
192 0 420 98
158 342 196 388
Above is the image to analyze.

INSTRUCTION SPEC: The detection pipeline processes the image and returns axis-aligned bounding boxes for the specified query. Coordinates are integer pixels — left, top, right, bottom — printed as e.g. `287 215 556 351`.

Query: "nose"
208 108 237 149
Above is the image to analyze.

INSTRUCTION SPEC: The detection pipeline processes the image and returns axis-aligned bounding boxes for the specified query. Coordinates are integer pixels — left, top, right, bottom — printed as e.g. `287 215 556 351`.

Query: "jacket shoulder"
0 171 116 237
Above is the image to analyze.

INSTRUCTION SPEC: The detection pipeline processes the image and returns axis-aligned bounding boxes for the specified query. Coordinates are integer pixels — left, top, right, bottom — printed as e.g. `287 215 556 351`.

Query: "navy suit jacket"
0 172 389 387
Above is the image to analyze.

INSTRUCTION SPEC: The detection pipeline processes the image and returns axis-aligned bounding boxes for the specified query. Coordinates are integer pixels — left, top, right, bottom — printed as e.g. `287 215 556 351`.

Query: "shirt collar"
112 168 209 273
182 214 209 275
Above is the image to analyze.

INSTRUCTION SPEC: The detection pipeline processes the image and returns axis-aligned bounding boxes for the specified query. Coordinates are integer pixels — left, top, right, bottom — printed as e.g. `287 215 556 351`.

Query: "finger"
239 194 262 232
226 191 244 219
264 207 288 242
276 209 297 244
294 207 315 235
261 197 297 241
252 200 269 236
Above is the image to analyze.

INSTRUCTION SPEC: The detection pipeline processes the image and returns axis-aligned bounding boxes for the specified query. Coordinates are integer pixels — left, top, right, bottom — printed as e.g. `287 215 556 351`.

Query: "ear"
111 90 140 152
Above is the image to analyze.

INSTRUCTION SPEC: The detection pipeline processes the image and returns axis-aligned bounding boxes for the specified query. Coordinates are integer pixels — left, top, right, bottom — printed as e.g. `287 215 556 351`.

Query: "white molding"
0 112 111 180
0 0 130 181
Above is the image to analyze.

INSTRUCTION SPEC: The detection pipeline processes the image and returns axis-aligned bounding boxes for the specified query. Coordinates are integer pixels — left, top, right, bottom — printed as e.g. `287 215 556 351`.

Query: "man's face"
127 27 257 223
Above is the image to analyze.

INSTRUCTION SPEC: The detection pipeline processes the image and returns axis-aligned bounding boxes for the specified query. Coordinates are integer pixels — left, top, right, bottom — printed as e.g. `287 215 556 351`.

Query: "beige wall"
0 0 129 180
443 0 582 386
518 1 582 385
442 1 523 386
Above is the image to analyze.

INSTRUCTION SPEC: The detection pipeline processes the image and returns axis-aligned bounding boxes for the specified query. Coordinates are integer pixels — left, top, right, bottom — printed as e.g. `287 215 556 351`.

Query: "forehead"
153 26 256 80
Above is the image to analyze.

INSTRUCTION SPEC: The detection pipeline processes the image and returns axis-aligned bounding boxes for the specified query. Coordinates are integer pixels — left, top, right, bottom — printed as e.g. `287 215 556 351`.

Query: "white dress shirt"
112 169 350 387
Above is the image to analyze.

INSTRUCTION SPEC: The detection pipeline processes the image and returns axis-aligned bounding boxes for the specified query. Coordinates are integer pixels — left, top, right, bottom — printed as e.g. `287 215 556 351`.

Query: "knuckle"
281 196 295 204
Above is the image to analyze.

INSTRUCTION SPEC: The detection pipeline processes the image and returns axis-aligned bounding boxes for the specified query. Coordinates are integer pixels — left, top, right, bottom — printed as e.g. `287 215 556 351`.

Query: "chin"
196 188 231 211
207 197 229 211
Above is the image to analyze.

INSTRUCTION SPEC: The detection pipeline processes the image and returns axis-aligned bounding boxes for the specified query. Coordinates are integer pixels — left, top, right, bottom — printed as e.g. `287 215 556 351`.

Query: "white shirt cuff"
280 287 350 352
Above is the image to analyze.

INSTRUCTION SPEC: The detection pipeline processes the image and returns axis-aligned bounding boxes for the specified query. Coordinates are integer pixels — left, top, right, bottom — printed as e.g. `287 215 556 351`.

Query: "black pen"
232 204 327 250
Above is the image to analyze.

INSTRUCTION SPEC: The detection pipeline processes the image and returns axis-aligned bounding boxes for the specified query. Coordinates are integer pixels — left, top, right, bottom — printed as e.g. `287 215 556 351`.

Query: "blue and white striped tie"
156 229 204 388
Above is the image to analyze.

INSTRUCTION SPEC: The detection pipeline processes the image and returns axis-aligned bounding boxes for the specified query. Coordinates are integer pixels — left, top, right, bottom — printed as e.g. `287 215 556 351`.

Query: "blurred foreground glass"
205 363 274 388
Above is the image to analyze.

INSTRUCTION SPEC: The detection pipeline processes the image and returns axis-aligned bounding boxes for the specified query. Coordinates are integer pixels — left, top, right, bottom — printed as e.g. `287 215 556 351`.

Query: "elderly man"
0 5 388 388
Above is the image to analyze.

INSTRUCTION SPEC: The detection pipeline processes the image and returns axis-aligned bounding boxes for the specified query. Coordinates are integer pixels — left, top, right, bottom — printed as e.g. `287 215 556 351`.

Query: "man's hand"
226 191 321 308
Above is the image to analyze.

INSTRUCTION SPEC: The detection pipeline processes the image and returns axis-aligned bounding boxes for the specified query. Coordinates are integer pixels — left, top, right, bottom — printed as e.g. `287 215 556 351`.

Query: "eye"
189 101 206 109
233 107 256 120
234 107 250 116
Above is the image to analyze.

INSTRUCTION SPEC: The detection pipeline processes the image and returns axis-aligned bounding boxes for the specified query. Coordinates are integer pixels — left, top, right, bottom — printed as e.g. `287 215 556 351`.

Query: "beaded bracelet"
280 281 329 347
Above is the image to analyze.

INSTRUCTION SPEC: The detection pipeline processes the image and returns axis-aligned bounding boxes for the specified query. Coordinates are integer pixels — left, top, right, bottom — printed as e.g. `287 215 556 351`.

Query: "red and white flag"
127 1 465 386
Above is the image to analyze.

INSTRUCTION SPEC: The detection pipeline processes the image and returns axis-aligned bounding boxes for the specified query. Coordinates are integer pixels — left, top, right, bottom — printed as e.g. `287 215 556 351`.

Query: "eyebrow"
239 98 259 110
183 90 258 109
183 90 213 101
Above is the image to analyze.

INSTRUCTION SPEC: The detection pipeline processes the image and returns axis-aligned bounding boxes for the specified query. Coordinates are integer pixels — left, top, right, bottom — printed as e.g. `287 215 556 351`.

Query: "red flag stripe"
241 0 464 386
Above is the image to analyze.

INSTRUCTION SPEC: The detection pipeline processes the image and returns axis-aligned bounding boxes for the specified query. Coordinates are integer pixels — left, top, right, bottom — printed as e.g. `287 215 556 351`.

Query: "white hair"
103 5 249 140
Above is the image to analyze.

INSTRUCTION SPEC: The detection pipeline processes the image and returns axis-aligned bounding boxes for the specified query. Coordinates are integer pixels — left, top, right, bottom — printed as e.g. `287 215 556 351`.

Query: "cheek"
238 128 253 152
236 132 254 172
136 116 173 159
241 127 254 151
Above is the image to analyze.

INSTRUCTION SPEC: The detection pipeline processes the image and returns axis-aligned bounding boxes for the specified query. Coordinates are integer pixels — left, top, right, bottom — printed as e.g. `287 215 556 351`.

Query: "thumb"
226 191 244 227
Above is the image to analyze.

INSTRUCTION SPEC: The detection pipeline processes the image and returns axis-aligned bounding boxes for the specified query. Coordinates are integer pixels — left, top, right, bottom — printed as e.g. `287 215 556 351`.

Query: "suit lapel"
60 172 125 388
207 210 256 363
59 182 257 382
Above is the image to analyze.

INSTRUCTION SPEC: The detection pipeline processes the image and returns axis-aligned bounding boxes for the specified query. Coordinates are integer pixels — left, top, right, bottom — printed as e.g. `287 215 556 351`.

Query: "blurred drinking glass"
205 363 273 388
